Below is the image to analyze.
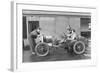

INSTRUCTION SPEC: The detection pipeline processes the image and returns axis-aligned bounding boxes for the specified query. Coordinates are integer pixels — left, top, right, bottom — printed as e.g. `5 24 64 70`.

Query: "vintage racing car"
29 28 88 57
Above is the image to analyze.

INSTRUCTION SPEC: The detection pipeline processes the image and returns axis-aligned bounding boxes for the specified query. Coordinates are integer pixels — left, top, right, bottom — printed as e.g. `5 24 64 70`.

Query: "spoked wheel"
73 41 85 55
35 43 49 56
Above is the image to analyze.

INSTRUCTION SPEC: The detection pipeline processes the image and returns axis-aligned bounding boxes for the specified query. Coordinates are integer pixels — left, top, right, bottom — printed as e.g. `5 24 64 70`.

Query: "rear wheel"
35 43 49 56
73 41 85 55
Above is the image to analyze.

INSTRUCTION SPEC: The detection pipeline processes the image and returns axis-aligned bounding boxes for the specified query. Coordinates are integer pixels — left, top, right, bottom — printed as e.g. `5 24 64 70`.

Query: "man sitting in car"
66 27 77 40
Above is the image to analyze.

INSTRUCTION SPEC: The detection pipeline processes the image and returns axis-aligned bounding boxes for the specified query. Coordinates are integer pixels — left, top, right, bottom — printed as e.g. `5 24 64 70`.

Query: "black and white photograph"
22 10 91 62
11 2 97 71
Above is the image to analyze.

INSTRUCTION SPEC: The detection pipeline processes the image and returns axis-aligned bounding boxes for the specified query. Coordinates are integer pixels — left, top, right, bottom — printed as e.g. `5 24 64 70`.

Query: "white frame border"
11 1 97 72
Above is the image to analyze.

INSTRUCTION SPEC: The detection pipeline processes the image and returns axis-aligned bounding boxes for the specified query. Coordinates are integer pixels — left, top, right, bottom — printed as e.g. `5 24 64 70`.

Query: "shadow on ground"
23 45 91 62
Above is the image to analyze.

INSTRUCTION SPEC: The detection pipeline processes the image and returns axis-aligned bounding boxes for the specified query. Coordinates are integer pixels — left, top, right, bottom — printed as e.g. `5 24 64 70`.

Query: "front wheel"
35 43 49 56
73 41 85 55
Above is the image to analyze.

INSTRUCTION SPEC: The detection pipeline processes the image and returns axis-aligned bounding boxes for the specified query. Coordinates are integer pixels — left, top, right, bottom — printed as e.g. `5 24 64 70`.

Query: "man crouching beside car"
28 27 41 55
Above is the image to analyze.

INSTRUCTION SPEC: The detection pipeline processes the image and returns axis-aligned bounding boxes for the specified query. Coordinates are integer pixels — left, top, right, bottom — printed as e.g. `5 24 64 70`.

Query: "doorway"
28 21 39 34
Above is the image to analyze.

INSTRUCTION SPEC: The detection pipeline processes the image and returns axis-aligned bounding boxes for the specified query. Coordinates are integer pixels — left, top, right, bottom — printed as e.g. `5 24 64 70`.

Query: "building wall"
23 15 81 39
39 15 80 40
55 16 69 40
40 16 56 36
69 17 80 35
22 9 91 40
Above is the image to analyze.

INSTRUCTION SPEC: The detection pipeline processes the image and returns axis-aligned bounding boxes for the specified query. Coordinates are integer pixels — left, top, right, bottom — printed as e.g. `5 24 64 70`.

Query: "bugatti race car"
29 26 88 57
29 32 88 57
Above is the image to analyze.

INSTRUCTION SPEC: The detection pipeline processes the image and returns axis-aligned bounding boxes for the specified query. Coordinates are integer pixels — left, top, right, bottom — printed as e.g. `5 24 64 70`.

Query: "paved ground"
23 42 91 62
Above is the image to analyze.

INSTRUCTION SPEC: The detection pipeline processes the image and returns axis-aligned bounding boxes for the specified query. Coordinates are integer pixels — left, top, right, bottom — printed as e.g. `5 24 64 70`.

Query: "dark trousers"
30 35 37 52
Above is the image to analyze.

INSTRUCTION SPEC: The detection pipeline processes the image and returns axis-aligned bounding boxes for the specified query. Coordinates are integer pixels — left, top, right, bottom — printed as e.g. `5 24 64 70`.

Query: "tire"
73 41 85 55
35 42 49 56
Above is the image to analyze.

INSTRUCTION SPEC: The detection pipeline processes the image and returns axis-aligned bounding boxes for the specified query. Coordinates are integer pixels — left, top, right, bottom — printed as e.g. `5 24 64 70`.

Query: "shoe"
32 52 35 55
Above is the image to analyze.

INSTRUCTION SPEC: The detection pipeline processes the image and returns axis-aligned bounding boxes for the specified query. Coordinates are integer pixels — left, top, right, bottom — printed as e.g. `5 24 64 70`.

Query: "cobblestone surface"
23 44 91 62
